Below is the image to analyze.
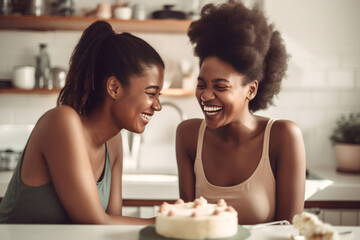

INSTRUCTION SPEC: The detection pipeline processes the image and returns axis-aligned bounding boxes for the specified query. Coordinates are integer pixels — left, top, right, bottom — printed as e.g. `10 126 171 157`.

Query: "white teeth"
203 106 223 112
140 113 151 122
203 105 222 116
206 111 218 115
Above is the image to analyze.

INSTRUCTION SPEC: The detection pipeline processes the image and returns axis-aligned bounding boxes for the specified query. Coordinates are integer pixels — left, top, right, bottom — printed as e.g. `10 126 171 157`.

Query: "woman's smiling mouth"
203 105 223 116
140 113 152 122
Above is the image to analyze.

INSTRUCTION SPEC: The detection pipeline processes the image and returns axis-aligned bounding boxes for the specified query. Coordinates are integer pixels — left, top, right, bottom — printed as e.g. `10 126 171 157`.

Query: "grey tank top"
0 144 111 224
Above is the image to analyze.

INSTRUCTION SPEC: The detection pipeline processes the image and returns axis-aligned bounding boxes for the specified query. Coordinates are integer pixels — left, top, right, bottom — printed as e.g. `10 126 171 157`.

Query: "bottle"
0 0 12 15
133 4 146 20
35 43 51 89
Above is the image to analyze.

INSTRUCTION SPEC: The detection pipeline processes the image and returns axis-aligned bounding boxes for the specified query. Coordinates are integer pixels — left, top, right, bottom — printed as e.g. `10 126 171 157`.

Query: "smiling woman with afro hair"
176 1 306 224
188 1 288 112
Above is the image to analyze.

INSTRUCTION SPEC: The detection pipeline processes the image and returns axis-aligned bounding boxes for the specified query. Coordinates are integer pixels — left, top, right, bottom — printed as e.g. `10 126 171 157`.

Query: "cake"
155 197 238 239
292 212 339 240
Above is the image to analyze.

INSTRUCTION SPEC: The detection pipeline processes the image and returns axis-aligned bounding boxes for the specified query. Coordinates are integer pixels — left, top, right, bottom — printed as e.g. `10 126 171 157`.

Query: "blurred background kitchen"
0 0 359 225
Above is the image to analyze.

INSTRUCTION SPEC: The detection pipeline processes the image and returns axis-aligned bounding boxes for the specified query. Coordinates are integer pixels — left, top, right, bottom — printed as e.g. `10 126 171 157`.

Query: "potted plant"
330 112 360 173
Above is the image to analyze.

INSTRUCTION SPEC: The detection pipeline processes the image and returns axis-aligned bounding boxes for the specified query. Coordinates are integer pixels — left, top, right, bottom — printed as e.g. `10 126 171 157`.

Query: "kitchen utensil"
291 230 352 240
179 59 196 90
0 149 21 171
50 67 67 88
133 4 146 20
35 43 51 89
0 0 12 15
28 0 46 16
13 66 36 89
51 0 74 16
152 5 186 19
163 58 176 89
244 220 290 230
10 0 31 14
114 6 132 20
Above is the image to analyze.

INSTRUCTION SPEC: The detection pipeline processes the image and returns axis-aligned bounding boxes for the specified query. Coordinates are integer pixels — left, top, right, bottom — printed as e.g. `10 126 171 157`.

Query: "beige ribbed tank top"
194 119 276 224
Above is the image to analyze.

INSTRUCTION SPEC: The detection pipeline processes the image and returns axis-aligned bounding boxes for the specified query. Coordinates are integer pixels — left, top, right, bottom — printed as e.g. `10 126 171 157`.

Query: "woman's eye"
215 86 228 91
196 83 205 89
146 92 156 97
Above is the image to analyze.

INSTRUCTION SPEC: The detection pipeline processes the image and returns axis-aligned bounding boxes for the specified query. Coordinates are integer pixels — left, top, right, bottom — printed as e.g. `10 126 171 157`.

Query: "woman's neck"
213 113 259 143
80 107 121 148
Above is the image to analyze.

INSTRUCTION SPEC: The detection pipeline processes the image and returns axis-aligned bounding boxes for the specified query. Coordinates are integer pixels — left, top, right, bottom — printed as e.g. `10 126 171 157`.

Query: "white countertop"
0 224 358 240
306 166 360 202
310 165 360 186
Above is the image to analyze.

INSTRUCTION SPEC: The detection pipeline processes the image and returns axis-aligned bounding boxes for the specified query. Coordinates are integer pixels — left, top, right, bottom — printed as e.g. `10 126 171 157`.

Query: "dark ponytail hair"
57 21 164 115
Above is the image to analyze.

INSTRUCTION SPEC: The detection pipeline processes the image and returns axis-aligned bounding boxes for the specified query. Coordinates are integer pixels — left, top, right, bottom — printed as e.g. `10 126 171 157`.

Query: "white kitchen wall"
0 0 359 173
261 0 360 169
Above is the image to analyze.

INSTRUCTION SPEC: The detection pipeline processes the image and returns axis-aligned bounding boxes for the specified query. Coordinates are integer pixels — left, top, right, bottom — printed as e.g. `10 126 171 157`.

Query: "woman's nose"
152 98 162 111
201 88 215 101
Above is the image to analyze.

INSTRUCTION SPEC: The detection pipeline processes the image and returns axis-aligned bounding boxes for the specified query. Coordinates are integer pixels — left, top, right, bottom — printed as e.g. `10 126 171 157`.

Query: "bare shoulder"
34 106 84 148
270 119 305 164
176 119 203 143
177 119 203 135
176 118 203 160
40 105 80 125
271 119 303 140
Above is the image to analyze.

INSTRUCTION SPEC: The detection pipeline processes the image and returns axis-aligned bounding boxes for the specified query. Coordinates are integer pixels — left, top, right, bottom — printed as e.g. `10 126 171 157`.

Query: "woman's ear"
247 80 258 100
106 76 123 100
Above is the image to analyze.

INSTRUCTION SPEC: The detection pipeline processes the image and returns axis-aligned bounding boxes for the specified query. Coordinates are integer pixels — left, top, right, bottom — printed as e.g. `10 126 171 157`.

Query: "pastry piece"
292 212 339 240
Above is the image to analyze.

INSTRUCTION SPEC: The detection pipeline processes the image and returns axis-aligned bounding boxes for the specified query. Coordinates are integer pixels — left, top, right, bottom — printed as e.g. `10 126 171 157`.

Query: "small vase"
335 143 360 173
96 3 112 19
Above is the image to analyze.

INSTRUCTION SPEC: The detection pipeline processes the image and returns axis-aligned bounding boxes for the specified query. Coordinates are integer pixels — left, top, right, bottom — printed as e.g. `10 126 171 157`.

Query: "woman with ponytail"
0 21 164 224
176 1 306 224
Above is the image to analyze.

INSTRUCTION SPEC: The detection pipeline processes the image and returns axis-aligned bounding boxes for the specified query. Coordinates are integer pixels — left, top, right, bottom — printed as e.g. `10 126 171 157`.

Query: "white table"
0 224 359 240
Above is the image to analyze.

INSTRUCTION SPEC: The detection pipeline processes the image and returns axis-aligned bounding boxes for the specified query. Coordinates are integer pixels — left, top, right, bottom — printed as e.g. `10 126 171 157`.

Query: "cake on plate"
155 197 238 239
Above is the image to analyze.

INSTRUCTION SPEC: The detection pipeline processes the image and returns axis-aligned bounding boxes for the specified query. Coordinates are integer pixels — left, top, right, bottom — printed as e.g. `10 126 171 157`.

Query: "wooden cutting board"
139 225 251 240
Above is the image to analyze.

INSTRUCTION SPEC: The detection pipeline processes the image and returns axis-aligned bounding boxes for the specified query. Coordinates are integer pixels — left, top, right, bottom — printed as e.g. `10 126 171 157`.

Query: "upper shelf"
0 87 195 97
0 15 192 33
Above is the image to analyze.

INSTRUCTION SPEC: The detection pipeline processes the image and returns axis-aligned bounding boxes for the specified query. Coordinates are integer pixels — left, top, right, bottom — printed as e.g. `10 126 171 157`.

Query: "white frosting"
155 197 238 239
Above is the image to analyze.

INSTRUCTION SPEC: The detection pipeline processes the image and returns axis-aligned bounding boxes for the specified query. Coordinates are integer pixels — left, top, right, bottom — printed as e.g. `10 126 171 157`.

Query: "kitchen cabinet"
305 208 360 226
122 205 160 219
0 15 192 33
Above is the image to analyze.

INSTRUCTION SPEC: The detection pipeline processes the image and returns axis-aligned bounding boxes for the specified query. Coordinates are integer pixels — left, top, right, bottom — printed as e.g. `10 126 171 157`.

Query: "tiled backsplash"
0 0 359 171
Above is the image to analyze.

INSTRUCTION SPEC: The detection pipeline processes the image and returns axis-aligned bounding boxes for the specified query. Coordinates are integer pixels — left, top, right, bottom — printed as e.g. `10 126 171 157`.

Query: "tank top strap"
261 118 277 159
196 119 277 164
195 120 207 161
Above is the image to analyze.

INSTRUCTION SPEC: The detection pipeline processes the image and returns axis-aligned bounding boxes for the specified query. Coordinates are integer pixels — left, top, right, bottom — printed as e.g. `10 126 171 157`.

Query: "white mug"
13 66 36 89
114 7 132 20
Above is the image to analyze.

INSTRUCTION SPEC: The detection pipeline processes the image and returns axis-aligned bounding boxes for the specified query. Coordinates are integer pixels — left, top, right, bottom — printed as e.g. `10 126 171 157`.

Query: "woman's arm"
272 120 306 222
106 132 123 216
106 133 156 224
38 106 153 225
176 119 200 202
